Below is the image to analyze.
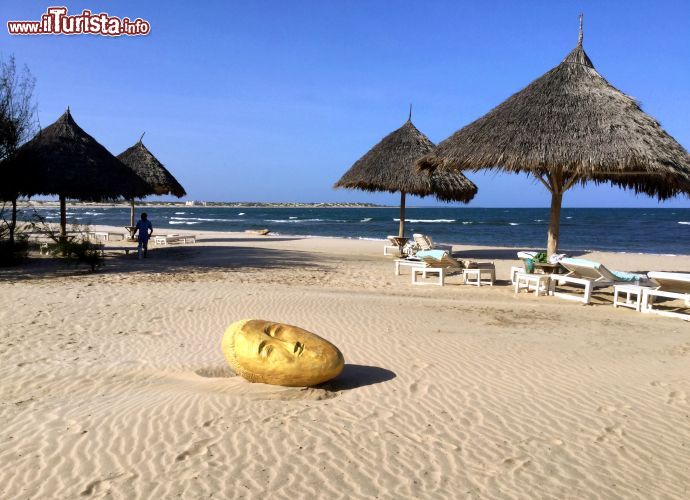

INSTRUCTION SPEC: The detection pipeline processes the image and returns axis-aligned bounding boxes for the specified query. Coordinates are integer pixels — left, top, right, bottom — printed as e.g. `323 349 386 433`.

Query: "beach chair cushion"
416 250 447 261
610 270 647 282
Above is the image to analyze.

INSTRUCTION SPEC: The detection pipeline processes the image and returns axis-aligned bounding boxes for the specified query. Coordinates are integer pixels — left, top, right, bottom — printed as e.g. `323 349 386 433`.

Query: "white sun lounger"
412 233 453 253
384 235 404 256
642 272 690 321
549 258 648 305
412 250 495 286
154 234 197 245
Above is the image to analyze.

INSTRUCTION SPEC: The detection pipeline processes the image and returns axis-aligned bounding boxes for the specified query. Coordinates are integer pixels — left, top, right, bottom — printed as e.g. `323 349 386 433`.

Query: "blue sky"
1 0 689 207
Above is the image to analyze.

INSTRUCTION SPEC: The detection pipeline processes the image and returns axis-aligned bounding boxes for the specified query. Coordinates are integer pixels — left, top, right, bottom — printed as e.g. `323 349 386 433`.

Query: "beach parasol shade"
418 16 690 256
117 135 186 226
7 108 149 236
335 115 477 239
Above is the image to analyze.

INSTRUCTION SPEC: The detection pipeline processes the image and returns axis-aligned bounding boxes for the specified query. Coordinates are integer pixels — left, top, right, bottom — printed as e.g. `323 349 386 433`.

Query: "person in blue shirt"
133 212 153 259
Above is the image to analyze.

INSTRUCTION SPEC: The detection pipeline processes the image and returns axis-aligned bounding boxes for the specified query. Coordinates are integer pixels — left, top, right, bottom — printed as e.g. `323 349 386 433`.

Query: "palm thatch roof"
418 24 690 199
335 119 477 202
6 109 149 200
117 137 186 198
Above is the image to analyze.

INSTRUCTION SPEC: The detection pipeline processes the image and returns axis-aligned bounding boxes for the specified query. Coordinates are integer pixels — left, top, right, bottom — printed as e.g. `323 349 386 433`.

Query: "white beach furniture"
384 236 407 256
394 258 425 275
515 273 551 296
642 272 690 321
88 231 126 241
613 284 653 312
154 234 197 245
549 258 648 305
412 233 453 253
411 250 495 286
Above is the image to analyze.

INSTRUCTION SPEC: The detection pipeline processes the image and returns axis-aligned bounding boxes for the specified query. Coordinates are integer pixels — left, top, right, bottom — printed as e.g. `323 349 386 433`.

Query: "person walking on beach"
133 212 153 259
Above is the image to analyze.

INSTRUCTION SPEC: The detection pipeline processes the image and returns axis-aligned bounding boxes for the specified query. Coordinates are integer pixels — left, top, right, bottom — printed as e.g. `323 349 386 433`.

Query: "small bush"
47 238 104 272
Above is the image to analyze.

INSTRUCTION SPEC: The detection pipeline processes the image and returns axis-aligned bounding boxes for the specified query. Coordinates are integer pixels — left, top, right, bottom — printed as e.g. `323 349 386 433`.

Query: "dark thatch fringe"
117 140 186 198
335 120 477 203
418 44 690 199
5 109 149 200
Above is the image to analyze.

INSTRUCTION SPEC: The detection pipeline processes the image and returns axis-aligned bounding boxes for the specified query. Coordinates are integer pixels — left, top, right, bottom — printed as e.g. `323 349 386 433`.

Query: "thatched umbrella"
6 108 148 237
419 16 690 256
335 113 477 241
117 134 186 227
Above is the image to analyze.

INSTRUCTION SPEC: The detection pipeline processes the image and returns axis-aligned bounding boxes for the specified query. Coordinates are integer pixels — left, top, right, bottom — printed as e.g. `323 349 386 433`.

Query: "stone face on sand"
222 319 344 387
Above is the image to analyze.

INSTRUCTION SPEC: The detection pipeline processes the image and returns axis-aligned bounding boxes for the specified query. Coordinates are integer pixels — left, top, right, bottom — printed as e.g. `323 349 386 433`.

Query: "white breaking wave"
534 219 544 222
361 218 372 222
289 216 298 219
83 211 104 216
238 212 245 215
174 211 186 215
264 219 324 223
679 221 690 225
170 216 229 222
509 222 520 226
566 216 573 219
393 218 456 223
169 221 200 225
461 221 473 225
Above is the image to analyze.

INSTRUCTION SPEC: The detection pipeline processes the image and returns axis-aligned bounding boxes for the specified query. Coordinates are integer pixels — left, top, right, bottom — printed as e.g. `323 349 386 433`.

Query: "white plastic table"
614 284 651 312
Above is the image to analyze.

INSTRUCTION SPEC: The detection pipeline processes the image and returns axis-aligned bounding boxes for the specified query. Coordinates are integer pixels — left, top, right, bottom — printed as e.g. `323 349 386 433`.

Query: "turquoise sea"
24 206 690 255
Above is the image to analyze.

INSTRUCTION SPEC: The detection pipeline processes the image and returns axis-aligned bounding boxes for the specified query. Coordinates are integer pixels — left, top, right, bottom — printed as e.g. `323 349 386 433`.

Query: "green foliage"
32 212 105 272
0 203 32 266
47 238 104 272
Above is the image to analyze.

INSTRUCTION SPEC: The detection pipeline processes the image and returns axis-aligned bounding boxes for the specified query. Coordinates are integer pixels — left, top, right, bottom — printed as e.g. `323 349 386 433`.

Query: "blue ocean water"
23 206 690 255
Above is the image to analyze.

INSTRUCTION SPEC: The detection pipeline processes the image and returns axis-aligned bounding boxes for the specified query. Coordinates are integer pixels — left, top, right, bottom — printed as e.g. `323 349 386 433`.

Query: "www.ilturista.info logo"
7 6 150 36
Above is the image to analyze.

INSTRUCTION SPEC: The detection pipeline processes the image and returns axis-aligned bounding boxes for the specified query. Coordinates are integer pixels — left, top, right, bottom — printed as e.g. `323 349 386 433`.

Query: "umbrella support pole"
59 195 67 241
398 192 406 256
130 200 135 227
398 191 406 239
547 189 563 257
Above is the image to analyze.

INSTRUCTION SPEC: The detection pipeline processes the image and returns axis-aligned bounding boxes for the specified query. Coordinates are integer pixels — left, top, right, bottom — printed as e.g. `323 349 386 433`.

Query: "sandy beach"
1 228 689 499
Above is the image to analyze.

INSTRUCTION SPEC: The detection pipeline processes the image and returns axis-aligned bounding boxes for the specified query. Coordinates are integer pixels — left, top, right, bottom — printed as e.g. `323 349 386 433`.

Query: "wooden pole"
546 168 565 257
547 189 563 257
59 194 67 239
130 199 135 227
398 191 406 238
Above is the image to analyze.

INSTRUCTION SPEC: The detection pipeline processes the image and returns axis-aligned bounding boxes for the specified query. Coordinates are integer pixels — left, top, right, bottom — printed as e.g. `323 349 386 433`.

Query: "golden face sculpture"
222 319 344 387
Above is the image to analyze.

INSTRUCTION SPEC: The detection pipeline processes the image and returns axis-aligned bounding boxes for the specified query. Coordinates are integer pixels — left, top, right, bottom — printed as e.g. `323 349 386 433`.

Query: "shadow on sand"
320 364 396 392
0 244 333 282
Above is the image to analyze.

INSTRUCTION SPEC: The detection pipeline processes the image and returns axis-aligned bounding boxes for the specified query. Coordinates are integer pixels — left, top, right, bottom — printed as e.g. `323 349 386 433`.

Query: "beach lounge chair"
154 234 197 245
412 233 453 253
88 231 126 242
642 272 690 321
549 257 649 305
384 235 405 256
412 250 495 286
511 251 541 283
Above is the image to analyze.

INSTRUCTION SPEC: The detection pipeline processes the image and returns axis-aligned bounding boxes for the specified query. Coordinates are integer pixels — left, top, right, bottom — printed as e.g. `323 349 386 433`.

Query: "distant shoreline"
17 201 392 209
